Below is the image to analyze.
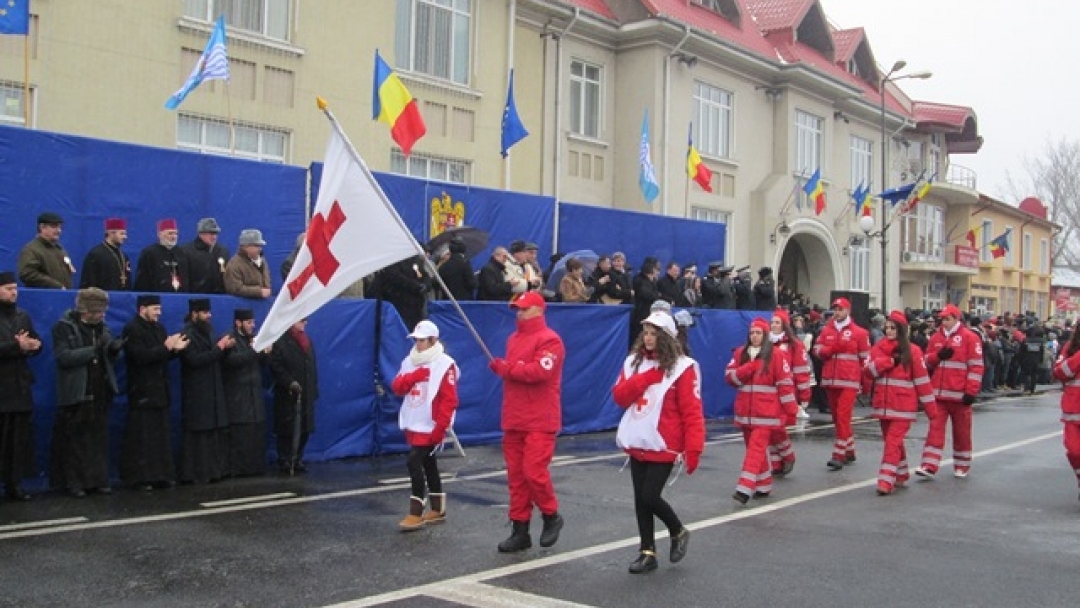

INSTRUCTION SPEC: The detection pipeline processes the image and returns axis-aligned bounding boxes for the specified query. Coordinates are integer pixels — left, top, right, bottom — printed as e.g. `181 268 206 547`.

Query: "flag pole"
316 97 494 361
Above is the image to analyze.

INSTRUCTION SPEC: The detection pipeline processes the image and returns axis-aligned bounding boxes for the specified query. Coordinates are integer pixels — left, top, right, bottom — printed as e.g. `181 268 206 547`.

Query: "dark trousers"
276 432 309 465
630 458 682 552
407 445 442 498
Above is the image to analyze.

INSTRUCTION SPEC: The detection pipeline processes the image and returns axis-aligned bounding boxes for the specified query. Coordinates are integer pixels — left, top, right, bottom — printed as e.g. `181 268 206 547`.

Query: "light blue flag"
638 111 660 203
165 15 230 110
500 69 529 158
0 0 30 35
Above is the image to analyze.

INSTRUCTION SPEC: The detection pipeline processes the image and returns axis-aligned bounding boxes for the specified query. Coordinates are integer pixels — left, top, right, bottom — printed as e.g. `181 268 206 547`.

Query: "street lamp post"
871 60 932 311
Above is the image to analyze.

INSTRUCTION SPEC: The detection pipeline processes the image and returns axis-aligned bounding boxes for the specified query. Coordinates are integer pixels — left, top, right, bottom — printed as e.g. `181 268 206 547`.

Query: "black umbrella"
290 389 303 476
428 226 489 260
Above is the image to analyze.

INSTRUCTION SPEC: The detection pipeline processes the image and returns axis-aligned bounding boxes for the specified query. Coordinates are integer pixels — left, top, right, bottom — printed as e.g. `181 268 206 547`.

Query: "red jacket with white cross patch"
499 315 565 433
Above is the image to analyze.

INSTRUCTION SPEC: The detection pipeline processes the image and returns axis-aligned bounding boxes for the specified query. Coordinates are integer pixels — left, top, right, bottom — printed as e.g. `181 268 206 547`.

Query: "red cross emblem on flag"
635 396 649 413
288 201 347 299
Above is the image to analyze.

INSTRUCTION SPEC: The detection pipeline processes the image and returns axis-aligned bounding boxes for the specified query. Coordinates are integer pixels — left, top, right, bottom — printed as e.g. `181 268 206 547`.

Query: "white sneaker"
914 467 936 479
796 406 810 420
954 469 969 478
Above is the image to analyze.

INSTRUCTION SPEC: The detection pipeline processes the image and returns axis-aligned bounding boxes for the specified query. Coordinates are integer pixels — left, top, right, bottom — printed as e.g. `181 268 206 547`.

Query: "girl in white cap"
391 320 459 530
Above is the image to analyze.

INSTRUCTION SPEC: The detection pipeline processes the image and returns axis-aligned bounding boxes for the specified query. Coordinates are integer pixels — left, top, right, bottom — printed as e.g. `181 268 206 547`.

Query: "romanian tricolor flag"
687 124 712 192
901 178 933 214
802 168 826 215
853 182 873 217
372 50 426 157
965 224 982 248
988 230 1011 259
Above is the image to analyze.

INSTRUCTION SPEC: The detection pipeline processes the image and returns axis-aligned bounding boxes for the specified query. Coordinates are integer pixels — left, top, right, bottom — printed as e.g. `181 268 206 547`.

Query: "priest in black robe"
222 308 268 476
178 298 234 483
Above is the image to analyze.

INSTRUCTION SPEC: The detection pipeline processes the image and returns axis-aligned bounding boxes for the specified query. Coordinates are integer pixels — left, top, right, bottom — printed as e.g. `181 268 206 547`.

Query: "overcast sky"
821 0 1076 201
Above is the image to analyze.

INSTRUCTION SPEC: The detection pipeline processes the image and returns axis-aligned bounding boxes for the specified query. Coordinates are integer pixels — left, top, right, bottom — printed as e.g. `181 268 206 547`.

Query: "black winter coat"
180 238 230 294
122 315 174 409
477 257 513 301
134 244 190 293
179 321 229 431
753 278 777 311
52 311 120 407
269 330 319 436
438 253 477 300
0 303 40 413
222 330 267 424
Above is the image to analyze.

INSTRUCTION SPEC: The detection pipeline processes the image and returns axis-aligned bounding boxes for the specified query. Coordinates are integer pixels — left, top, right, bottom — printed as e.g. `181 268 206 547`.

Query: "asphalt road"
1 390 1077 608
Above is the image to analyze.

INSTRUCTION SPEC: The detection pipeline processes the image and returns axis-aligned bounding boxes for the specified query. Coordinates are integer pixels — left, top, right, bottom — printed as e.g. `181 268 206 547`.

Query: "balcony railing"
946 164 977 190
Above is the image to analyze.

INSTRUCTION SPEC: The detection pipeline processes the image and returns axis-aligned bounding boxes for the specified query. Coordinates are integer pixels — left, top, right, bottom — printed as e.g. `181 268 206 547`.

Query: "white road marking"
0 517 88 532
320 429 1063 608
377 473 454 485
200 493 296 508
427 580 598 608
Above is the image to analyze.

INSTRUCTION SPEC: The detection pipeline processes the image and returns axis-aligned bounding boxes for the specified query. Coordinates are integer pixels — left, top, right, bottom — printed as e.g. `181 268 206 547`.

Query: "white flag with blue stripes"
639 110 660 204
165 15 230 110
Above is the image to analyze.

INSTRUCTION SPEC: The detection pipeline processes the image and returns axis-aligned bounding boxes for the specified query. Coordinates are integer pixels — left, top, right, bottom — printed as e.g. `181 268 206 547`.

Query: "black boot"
538 512 564 548
497 520 532 553
669 527 690 563
629 550 658 574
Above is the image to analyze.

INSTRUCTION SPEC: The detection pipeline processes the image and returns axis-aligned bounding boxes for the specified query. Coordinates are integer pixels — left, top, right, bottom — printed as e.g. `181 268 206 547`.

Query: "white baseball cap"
408 320 440 339
642 311 678 338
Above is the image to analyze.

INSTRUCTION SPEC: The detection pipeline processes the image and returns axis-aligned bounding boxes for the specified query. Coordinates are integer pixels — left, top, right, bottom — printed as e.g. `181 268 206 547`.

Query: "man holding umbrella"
269 318 319 474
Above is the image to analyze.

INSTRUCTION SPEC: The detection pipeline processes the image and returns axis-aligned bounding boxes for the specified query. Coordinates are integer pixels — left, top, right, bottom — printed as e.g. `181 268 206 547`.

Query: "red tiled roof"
743 0 814 33
560 0 617 20
831 27 862 63
639 0 779 59
912 101 974 131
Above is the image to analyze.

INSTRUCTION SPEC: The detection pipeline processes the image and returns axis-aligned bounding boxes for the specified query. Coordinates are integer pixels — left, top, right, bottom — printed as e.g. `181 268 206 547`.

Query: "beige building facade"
1 0 991 310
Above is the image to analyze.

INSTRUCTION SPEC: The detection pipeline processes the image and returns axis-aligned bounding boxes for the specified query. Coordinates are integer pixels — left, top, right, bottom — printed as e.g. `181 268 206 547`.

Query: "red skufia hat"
157 218 178 232
104 218 126 231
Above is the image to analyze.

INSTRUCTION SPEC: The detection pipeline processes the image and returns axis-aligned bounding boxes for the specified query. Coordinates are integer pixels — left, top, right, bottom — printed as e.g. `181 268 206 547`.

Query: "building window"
795 110 823 173
901 204 943 262
1040 238 1049 274
569 59 602 139
849 241 870 292
263 66 295 107
183 0 291 40
0 81 31 126
928 134 941 177
177 115 289 163
980 219 994 263
693 81 733 159
390 150 470 184
1004 225 1014 266
692 208 732 264
1036 292 1047 319
922 282 944 312
1023 233 1033 271
1000 286 1017 314
849 136 873 190
395 0 472 85
906 140 924 177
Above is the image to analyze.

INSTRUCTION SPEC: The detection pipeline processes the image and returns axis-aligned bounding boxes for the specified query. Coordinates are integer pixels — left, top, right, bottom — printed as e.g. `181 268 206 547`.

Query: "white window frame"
177 115 289 163
1023 233 1033 271
849 241 870 292
183 0 291 40
1004 224 1014 266
849 136 873 190
395 0 472 86
0 80 31 126
901 204 943 262
928 134 941 177
692 208 732 266
980 219 994 263
694 81 733 159
569 59 602 139
922 283 944 312
1040 238 1049 274
795 110 823 174
391 150 470 184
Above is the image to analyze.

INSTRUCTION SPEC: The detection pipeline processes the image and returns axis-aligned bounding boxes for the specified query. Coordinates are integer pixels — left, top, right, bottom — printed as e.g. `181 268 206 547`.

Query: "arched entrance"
773 219 843 309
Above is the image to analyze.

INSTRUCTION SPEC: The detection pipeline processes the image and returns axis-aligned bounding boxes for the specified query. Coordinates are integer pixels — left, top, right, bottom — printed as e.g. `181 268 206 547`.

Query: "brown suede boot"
399 496 426 531
423 493 446 524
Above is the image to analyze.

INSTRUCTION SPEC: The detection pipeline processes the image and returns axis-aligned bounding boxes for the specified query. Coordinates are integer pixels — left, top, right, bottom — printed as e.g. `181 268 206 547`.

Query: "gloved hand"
937 346 954 360
891 354 903 367
961 393 976 406
430 425 446 446
489 358 510 377
288 381 302 395
639 368 666 386
684 451 700 475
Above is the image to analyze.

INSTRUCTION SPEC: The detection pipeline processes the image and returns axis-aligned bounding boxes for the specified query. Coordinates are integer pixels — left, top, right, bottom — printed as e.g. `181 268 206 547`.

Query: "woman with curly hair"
612 312 704 574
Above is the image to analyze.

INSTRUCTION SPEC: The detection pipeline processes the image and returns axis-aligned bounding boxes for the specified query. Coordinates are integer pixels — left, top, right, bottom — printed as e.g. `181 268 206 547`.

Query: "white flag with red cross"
253 127 420 351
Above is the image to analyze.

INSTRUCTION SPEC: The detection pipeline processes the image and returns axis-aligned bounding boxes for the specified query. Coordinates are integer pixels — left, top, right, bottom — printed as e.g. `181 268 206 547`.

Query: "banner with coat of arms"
430 192 465 239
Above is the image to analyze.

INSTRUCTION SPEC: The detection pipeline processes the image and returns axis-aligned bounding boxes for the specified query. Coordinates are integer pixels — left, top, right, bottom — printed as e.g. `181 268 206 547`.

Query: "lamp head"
889 60 907 73
907 70 933 79
858 215 876 235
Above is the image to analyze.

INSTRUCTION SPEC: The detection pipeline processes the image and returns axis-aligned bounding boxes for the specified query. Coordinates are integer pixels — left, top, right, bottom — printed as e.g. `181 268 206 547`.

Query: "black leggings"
407 446 442 498
630 458 682 551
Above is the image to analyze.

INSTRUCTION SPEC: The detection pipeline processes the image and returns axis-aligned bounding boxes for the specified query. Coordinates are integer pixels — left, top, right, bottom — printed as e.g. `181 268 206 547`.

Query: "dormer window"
691 0 741 26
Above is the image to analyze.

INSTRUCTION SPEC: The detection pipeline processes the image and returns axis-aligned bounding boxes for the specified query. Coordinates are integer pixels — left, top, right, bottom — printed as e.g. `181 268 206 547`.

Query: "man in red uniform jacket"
489 291 566 553
812 297 870 470
916 304 984 478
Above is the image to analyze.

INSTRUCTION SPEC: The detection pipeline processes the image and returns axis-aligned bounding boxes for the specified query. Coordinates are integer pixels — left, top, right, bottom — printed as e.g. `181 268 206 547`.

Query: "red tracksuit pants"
503 429 559 521
736 426 773 497
1064 422 1080 488
826 388 857 461
877 419 911 492
920 400 972 474
768 427 795 472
